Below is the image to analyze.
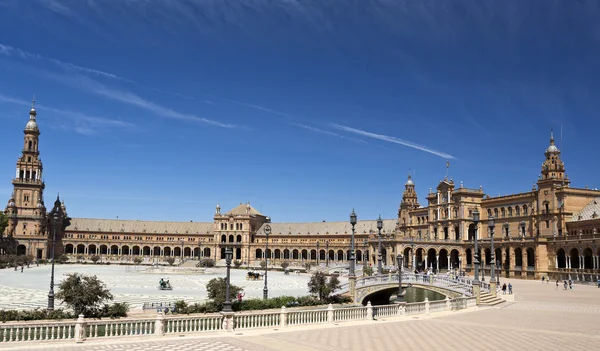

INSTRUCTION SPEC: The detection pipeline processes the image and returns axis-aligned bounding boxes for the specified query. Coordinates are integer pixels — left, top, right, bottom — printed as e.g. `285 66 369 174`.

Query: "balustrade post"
280 306 288 328
221 312 235 332
154 311 165 336
425 297 430 315
397 302 406 316
326 303 334 324
366 301 373 320
75 314 86 343
445 296 451 311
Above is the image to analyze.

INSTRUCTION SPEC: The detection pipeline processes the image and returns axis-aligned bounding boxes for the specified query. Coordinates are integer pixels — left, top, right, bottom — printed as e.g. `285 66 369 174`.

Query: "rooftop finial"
550 128 554 142
32 95 35 109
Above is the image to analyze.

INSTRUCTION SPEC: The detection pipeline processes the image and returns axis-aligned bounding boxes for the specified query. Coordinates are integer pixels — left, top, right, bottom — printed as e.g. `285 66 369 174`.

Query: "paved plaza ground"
0 264 313 310
3 277 598 351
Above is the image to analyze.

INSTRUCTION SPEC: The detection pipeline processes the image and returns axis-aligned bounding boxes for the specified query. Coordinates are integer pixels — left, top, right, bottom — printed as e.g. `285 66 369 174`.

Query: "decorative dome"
405 173 414 186
7 193 15 208
546 130 559 153
36 198 45 209
25 99 39 132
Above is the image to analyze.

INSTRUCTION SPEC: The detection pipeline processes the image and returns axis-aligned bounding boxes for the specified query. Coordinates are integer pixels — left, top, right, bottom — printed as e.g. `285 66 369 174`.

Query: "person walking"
502 283 507 295
542 276 545 283
508 283 513 295
555 280 559 290
563 280 568 290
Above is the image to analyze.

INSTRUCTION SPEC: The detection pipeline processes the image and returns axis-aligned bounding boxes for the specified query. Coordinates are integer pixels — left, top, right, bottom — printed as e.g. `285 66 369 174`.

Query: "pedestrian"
569 280 573 290
508 283 513 294
20 266 23 273
542 276 545 283
555 280 559 290
502 283 507 295
563 280 568 290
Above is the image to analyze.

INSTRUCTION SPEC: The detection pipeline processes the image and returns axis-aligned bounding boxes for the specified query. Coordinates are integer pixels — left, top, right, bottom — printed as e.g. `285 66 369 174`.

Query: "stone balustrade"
0 297 475 344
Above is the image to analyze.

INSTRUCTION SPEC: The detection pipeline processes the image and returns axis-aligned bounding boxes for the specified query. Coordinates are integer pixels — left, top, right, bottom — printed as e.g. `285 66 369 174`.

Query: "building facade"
4 106 600 281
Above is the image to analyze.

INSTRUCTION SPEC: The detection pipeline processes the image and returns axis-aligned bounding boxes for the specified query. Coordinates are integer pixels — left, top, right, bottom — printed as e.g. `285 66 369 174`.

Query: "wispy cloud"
292 123 367 144
0 93 134 135
0 43 193 100
11 64 242 129
332 124 456 159
216 97 294 119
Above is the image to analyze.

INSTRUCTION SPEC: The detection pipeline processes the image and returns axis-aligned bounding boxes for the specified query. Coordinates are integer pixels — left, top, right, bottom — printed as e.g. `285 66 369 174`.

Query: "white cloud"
332 124 456 159
0 93 135 135
292 123 367 144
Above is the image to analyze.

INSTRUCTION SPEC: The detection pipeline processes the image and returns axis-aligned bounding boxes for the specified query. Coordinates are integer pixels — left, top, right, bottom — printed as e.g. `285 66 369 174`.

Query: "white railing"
234 312 279 330
287 309 328 326
333 306 367 322
165 314 222 334
86 319 155 338
340 273 480 296
0 297 476 344
0 321 76 342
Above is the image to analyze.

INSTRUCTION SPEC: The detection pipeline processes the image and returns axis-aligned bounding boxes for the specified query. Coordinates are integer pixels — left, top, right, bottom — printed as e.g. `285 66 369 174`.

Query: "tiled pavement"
4 278 600 350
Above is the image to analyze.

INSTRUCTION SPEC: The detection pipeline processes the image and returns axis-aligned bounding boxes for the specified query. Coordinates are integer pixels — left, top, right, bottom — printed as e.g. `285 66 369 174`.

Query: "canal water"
393 287 446 303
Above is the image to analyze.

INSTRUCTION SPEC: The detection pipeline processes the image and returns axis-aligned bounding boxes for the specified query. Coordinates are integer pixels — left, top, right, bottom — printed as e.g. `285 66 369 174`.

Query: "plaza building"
3 105 600 281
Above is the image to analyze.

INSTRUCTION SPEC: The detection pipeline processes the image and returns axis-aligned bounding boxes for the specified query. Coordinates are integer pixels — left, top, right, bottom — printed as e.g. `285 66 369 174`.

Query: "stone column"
349 276 357 302
508 247 516 277
436 255 439 272
473 283 481 305
75 314 86 343
447 256 451 271
154 311 165 336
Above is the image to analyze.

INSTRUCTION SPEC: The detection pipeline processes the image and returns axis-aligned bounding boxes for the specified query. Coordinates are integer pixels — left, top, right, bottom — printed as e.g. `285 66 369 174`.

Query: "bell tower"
398 172 419 233
538 130 568 186
4 101 48 258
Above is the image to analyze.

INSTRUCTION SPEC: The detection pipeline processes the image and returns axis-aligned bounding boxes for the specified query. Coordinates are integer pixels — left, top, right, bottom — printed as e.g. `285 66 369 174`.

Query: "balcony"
12 178 44 185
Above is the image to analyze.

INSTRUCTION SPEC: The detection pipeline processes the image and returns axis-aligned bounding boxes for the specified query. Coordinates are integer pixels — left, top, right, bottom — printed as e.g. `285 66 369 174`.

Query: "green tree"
233 260 242 268
308 272 341 301
165 257 176 266
133 257 143 265
363 265 374 276
90 255 101 264
206 277 242 307
280 261 290 270
56 273 113 316
0 211 7 235
259 260 267 269
303 262 313 272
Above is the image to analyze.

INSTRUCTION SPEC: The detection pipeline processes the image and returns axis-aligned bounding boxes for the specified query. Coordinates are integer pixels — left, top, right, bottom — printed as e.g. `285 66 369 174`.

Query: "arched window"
501 208 506 217
508 207 513 216
523 205 528 215
239 224 243 230
487 209 492 217
494 208 499 217
515 206 520 216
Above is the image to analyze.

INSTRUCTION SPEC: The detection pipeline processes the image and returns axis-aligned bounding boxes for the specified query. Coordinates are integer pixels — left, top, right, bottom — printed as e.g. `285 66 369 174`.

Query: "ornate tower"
538 130 569 186
3 101 48 258
536 130 569 237
398 173 419 234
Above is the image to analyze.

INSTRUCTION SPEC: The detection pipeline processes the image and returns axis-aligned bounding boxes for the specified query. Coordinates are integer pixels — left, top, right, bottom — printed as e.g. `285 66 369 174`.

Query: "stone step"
478 292 505 306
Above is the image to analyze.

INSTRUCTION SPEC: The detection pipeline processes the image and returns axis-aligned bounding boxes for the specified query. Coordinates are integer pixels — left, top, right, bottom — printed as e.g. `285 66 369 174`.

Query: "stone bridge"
338 273 491 304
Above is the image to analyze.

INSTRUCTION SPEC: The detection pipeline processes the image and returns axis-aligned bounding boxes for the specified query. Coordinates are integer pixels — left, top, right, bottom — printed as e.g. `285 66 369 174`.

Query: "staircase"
479 292 505 306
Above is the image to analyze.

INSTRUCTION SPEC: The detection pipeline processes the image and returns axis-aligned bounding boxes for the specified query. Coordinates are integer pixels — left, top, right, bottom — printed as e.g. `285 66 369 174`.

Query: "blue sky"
1 0 600 223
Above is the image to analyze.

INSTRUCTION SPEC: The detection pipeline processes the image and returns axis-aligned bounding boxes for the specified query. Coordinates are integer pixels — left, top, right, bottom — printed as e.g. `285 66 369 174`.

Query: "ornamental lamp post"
263 224 271 300
396 254 404 302
472 209 480 284
363 238 367 265
198 241 202 261
316 241 320 266
349 209 357 277
222 247 233 312
496 259 501 285
377 215 383 275
488 215 497 295
325 240 329 267
47 195 63 311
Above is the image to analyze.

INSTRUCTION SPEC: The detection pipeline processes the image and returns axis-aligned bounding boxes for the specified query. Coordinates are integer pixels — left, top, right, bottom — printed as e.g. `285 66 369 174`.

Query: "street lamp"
377 215 383 275
222 247 233 312
47 195 63 311
180 238 184 263
325 240 329 267
472 209 480 285
488 216 496 285
396 254 404 302
263 224 271 300
349 209 357 277
316 241 320 266
496 260 501 285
